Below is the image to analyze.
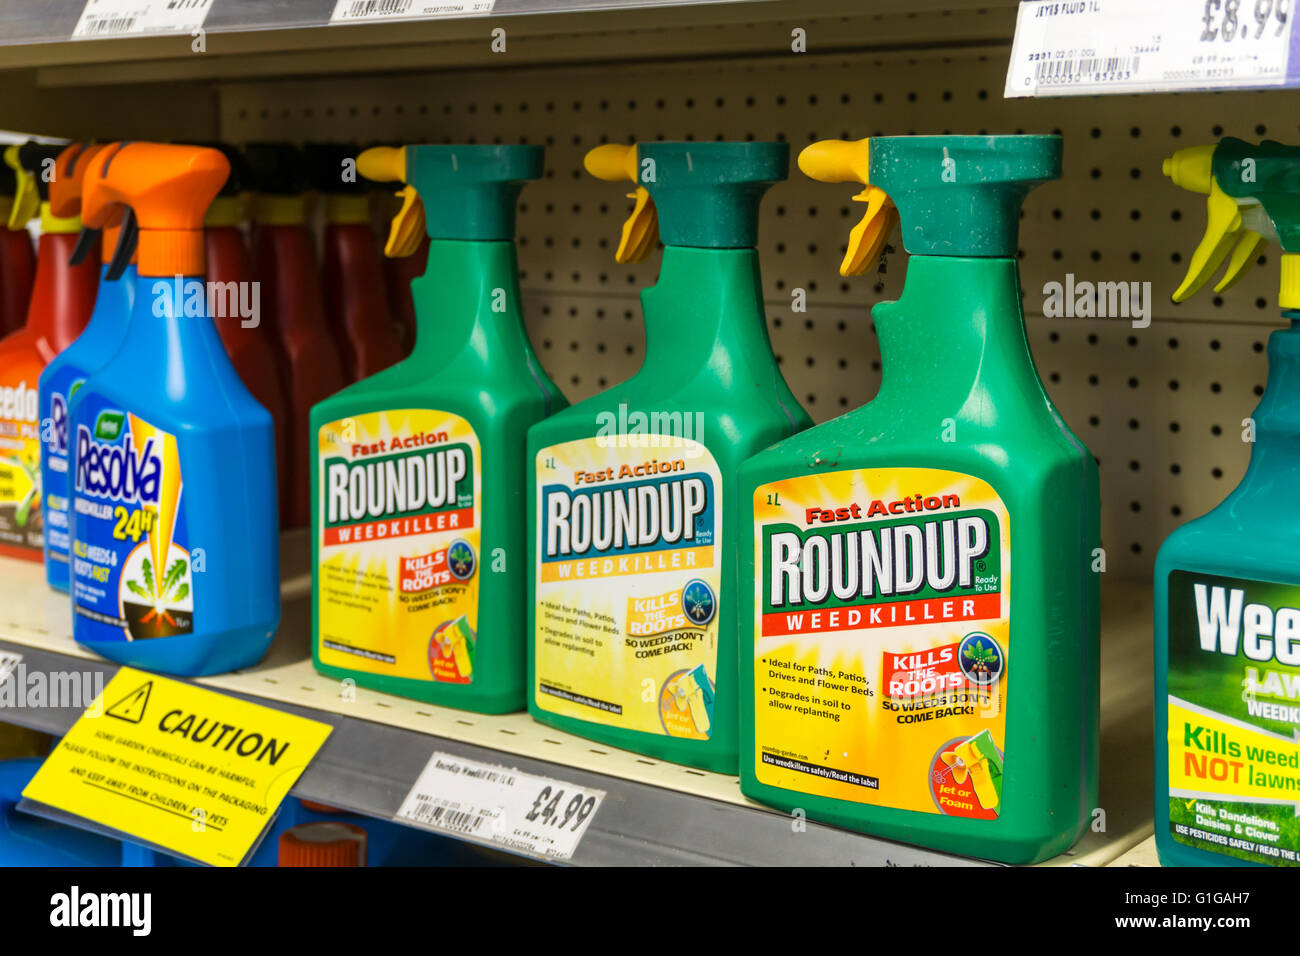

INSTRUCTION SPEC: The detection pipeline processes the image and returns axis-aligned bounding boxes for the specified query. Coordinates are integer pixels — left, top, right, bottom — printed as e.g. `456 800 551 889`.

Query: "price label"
1006 0 1295 97
329 0 496 23
395 751 604 861
72 0 213 38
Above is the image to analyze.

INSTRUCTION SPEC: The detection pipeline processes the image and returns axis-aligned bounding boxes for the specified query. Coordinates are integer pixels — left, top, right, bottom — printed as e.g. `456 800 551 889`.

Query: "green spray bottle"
1155 139 1300 867
739 136 1100 863
310 144 564 713
526 142 810 772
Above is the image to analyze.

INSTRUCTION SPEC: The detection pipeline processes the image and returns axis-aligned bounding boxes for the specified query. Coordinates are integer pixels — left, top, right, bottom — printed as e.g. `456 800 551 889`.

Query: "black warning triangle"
106 680 152 724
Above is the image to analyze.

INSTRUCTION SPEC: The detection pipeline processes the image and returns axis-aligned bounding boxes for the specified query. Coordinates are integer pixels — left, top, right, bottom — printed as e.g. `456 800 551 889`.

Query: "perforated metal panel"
218 46 1289 578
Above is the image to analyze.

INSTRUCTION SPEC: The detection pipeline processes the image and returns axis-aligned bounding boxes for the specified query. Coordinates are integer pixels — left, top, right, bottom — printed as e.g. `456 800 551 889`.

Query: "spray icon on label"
665 664 714 737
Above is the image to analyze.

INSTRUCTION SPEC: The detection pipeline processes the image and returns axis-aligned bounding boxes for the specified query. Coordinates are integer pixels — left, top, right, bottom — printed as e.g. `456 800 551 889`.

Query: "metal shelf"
0 536 1151 866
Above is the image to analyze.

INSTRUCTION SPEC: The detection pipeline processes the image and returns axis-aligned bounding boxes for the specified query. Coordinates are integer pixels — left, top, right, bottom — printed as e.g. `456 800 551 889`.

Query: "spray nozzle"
81 142 228 277
585 141 786 259
801 135 1059 263
7 141 67 230
797 139 898 276
358 143 542 252
1164 138 1300 307
584 143 658 264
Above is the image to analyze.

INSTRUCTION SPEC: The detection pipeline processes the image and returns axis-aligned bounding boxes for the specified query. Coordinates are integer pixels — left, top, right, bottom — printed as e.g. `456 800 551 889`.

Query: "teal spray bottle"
1155 139 1300 867
738 136 1100 864
67 143 279 676
40 142 137 592
526 142 810 772
310 144 565 713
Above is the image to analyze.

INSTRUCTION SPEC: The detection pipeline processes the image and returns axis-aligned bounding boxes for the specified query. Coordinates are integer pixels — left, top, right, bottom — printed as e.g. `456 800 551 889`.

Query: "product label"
40 373 85 567
753 468 1010 818
534 437 722 738
0 377 43 554
1166 571 1300 865
71 402 194 642
317 410 481 682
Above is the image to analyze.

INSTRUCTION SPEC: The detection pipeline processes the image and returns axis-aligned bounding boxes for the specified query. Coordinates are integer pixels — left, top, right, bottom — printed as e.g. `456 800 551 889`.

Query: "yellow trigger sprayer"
1165 137 1300 307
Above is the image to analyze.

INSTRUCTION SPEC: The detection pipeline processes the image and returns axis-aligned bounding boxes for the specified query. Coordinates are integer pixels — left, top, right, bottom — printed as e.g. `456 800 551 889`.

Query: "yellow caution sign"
22 668 332 866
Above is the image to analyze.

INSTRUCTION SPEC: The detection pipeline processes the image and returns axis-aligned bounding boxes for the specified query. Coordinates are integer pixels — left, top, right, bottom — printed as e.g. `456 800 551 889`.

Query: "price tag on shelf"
329 0 497 24
72 0 214 39
395 751 604 861
1006 0 1297 97
21 667 332 867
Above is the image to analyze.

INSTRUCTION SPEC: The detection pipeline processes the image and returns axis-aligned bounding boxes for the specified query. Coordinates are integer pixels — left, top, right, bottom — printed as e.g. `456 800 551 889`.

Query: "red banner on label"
322 507 473 547
400 548 449 593
760 593 1000 637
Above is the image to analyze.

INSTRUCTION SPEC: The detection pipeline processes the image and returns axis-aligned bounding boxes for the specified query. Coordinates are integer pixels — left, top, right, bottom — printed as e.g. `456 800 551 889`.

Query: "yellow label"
534 437 721 738
21 668 332 867
0 375 42 553
753 467 1010 818
317 409 481 682
1168 696 1300 808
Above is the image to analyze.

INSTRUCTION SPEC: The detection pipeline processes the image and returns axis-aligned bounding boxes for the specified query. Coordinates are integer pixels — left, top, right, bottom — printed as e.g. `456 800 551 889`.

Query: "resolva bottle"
739 136 1099 863
1155 139 1300 867
0 143 100 564
526 142 810 772
310 145 564 712
68 144 279 676
40 142 137 591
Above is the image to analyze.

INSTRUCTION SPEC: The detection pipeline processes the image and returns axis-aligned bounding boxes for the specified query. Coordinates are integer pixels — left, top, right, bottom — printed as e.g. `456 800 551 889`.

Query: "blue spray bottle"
67 143 279 676
40 142 138 592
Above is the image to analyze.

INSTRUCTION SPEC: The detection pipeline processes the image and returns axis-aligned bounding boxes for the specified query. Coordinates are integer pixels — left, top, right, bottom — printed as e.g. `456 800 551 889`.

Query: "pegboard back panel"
218 47 1286 577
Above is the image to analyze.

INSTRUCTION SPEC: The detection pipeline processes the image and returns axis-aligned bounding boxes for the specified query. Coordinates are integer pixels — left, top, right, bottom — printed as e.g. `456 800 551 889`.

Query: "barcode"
1035 55 1141 85
83 15 138 35
345 0 412 16
406 797 485 833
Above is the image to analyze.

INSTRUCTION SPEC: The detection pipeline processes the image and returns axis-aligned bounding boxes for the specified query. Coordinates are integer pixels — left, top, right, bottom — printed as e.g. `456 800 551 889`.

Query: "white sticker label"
72 0 213 38
0 652 21 687
329 0 496 23
1006 0 1295 97
395 751 604 861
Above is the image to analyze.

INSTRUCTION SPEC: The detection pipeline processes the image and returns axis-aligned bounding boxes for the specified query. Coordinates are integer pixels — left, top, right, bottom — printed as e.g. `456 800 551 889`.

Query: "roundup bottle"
740 136 1099 863
527 142 809 772
0 143 100 563
1156 139 1300 867
245 141 346 528
40 142 137 592
67 144 279 676
203 143 290 513
310 144 563 712
0 159 35 337
306 142 403 381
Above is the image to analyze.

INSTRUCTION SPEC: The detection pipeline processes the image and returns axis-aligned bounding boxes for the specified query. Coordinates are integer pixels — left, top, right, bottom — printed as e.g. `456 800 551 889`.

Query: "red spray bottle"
244 142 346 528
0 159 35 338
204 143 291 516
306 142 403 381
0 142 100 562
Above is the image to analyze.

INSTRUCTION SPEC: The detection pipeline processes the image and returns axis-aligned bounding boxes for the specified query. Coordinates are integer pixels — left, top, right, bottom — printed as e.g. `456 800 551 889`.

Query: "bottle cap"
277 822 368 867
